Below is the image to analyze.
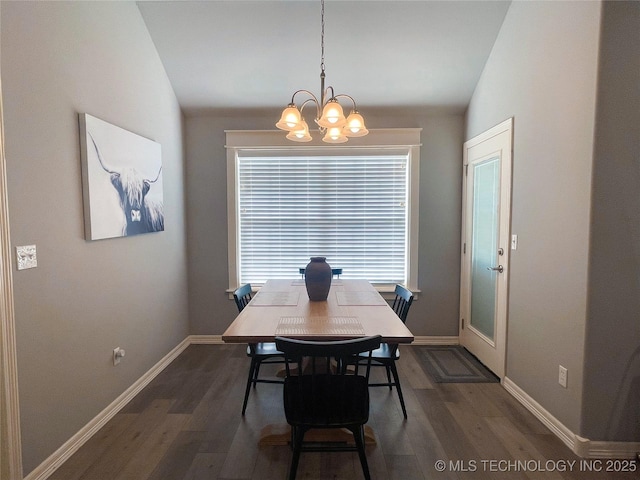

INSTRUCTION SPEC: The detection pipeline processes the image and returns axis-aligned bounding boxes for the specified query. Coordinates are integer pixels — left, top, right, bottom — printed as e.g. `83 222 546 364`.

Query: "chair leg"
253 360 262 386
389 361 407 419
385 365 393 390
352 425 371 480
288 426 306 480
242 357 258 415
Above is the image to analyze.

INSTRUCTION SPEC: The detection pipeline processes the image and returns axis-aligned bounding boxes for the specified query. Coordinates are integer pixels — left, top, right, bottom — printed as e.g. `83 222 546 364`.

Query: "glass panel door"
470 157 500 340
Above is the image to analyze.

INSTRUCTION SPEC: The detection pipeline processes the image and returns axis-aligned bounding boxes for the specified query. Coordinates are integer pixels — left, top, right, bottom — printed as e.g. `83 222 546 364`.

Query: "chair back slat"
391 284 414 324
275 336 381 380
276 336 381 362
233 283 253 313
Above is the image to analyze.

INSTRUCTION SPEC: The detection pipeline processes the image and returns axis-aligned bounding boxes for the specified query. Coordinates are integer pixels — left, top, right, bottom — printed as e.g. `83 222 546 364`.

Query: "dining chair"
357 284 414 419
299 267 343 278
275 335 382 480
233 283 285 415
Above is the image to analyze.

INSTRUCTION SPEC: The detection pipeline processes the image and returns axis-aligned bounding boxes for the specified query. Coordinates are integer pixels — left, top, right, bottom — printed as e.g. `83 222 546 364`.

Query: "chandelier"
275 0 368 143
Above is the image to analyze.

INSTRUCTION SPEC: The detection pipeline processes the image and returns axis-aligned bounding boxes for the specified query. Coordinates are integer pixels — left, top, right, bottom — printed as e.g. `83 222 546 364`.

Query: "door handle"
487 265 504 273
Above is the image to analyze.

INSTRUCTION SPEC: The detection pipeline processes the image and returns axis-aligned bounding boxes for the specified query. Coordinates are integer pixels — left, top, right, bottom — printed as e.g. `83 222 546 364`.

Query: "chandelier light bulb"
317 100 346 128
276 105 302 131
323 126 348 144
286 120 312 142
325 104 342 124
344 111 369 137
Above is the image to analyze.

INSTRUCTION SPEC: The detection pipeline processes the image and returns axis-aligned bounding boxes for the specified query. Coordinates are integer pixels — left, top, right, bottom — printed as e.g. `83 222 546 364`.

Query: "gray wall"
466 1 601 434
185 109 464 337
583 1 640 442
1 2 188 474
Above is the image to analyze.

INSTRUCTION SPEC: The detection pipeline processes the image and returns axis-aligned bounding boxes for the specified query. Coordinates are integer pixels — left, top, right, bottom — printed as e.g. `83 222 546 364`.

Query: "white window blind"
237 154 408 284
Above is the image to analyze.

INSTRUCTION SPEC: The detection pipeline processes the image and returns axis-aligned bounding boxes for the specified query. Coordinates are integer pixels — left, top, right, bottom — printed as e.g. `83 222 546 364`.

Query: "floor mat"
416 345 499 383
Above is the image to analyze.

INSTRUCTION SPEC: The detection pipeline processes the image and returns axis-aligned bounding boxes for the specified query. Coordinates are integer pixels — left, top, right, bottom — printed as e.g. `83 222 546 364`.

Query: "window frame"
226 128 421 294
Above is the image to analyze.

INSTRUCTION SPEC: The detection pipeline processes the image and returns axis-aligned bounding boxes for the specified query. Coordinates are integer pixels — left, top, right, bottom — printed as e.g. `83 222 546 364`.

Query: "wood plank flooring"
48 344 640 480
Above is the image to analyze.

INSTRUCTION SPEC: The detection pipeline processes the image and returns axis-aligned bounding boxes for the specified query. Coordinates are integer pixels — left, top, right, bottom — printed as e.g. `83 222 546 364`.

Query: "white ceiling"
137 0 511 115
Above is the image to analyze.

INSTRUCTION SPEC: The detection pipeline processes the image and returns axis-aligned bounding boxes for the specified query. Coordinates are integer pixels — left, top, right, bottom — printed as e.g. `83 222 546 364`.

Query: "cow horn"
88 132 118 175
147 166 162 184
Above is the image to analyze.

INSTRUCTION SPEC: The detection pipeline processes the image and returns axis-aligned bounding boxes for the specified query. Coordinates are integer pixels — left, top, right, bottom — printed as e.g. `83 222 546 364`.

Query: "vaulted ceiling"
137 1 511 115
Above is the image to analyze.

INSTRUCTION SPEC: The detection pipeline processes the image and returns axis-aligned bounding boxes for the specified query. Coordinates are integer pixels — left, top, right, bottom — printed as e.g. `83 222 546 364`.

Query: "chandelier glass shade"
275 0 368 143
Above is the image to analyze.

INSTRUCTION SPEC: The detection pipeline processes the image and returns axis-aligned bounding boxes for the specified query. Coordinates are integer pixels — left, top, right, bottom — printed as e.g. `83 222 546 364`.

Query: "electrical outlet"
113 347 126 365
558 365 568 388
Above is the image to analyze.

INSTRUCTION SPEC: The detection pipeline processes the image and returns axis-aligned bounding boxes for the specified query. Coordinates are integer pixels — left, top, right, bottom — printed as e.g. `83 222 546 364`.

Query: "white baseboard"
502 377 579 451
503 377 640 459
585 440 640 459
24 338 191 480
411 335 459 345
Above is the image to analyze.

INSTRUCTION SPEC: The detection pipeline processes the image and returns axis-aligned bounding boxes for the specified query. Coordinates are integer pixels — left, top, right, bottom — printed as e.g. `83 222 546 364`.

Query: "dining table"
222 278 415 445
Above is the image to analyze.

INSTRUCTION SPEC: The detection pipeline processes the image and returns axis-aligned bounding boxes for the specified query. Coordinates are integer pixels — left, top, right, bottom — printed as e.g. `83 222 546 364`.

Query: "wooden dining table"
222 278 415 445
222 279 414 343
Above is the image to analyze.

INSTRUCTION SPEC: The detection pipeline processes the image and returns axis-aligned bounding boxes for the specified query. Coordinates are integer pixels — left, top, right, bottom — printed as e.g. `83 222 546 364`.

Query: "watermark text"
434 459 637 474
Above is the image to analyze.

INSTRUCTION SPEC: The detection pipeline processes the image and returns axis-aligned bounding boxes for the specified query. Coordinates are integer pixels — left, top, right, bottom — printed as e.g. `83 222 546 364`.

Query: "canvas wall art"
79 114 164 240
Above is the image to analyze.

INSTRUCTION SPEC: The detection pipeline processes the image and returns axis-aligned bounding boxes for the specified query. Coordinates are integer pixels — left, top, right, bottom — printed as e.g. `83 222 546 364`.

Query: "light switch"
511 234 518 250
16 245 37 270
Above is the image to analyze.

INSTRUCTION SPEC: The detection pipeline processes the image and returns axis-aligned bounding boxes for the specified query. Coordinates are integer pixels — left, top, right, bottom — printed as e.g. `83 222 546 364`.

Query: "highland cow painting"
80 114 164 240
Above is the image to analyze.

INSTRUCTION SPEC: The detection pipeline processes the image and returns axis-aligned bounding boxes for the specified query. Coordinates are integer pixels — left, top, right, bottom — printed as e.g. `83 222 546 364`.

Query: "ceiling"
137 0 511 116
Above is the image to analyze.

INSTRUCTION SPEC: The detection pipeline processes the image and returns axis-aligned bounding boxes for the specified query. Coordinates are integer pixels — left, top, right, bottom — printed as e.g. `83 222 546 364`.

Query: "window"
226 129 421 291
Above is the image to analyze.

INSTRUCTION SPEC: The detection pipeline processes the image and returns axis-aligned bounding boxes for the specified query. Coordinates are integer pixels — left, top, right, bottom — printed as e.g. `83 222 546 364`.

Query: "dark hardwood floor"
49 344 640 480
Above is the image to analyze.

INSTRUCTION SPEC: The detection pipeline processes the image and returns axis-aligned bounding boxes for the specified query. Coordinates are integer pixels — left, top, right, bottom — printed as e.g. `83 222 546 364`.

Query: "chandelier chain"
320 0 325 73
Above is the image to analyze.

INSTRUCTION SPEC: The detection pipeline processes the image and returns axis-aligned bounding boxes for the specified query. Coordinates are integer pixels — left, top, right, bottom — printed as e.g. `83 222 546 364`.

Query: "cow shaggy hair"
115 167 164 234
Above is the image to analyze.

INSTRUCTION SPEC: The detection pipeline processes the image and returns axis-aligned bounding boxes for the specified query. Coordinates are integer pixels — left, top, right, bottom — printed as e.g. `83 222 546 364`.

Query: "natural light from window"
226 129 421 292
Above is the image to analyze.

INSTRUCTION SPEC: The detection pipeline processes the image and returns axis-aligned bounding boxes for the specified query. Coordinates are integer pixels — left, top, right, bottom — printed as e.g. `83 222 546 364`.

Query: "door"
460 118 512 379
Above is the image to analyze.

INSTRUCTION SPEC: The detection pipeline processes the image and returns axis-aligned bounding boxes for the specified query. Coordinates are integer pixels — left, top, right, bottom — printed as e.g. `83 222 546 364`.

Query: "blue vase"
304 257 332 301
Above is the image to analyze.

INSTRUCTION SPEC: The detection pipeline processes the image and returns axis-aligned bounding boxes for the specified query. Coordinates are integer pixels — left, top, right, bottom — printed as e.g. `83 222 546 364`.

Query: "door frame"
459 118 513 379
0 72 24 479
